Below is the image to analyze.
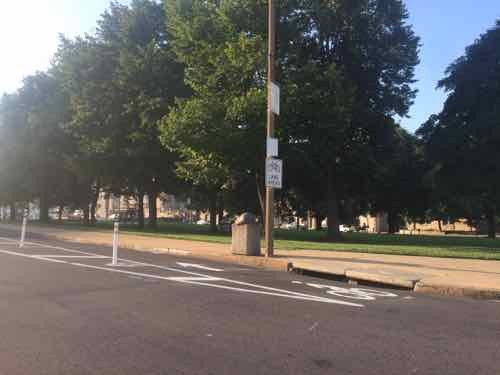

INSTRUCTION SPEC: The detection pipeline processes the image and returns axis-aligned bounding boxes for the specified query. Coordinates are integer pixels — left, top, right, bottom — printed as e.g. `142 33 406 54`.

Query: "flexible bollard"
19 216 27 248
112 221 119 266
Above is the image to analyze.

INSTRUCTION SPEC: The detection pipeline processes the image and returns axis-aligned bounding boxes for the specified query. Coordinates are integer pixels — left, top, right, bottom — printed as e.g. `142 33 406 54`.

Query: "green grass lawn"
29 220 500 261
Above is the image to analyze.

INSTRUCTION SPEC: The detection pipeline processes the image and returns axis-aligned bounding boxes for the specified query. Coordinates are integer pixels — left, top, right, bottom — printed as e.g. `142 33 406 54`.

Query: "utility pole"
265 0 276 257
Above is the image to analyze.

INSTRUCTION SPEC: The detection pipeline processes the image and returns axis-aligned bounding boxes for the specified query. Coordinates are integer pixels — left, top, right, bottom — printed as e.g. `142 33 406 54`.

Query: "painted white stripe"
0 249 69 264
0 236 95 256
67 263 361 306
168 276 223 282
33 255 109 259
178 280 363 306
176 262 224 272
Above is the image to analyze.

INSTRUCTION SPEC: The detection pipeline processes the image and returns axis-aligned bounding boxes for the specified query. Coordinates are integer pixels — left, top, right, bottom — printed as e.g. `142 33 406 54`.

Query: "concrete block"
231 223 261 256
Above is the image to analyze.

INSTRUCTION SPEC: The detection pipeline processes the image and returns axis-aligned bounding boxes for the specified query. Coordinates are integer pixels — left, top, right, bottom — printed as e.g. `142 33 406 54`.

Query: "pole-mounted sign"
270 81 280 116
266 158 283 189
266 136 278 158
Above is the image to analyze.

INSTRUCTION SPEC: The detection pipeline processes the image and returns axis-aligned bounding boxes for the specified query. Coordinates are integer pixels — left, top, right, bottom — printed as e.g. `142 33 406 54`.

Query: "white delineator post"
112 221 119 266
19 216 27 248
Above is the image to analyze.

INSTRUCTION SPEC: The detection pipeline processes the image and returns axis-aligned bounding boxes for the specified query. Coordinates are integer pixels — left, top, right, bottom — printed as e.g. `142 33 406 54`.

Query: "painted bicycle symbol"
305 283 399 300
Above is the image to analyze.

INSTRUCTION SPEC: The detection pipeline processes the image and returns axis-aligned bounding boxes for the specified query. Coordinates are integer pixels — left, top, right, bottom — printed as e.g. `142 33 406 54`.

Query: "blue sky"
0 1 499 132
404 0 500 131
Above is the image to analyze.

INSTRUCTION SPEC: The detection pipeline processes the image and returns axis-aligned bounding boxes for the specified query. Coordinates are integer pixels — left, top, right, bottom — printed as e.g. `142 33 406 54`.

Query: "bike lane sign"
266 158 283 189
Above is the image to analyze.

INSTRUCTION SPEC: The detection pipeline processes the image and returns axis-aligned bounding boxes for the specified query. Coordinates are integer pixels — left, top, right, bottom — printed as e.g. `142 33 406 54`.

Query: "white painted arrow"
176 262 223 272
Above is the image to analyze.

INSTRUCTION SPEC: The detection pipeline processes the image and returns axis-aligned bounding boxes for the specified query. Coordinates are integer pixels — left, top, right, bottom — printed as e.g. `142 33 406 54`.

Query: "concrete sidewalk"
1 222 499 300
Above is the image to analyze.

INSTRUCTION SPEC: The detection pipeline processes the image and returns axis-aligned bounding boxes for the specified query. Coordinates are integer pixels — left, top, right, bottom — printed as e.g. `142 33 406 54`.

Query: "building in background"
95 193 192 222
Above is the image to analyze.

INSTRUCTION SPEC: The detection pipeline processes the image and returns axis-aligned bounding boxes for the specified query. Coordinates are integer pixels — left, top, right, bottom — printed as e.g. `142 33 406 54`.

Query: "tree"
0 93 32 218
55 0 186 228
418 20 500 238
0 73 75 222
162 0 268 232
280 0 420 239
370 122 428 233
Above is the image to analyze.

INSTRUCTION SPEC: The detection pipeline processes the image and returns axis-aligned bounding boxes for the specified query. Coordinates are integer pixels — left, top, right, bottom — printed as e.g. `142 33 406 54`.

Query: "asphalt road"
0 228 498 375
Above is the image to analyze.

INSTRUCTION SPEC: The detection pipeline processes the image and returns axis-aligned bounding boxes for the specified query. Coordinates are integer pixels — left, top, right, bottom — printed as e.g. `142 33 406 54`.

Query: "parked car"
339 224 354 233
218 216 236 233
108 213 119 221
68 210 83 221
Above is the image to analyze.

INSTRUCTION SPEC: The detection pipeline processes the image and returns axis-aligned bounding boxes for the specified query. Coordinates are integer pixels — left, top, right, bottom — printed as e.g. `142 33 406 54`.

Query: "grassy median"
27 220 500 261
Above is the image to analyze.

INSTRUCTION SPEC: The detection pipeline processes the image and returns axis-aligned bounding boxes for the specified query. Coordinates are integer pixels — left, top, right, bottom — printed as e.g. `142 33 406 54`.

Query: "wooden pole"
265 0 276 257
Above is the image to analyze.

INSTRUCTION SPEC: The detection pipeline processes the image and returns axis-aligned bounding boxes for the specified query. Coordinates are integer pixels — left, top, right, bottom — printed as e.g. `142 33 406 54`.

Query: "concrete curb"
414 281 500 300
291 264 422 290
292 265 500 300
345 269 421 289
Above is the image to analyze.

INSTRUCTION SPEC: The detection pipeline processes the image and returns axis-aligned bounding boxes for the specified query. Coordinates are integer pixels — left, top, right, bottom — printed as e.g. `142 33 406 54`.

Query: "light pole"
265 0 276 257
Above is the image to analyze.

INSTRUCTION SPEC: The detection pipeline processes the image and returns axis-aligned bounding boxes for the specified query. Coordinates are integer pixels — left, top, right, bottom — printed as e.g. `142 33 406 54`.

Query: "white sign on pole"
270 81 280 115
266 137 278 158
266 158 283 189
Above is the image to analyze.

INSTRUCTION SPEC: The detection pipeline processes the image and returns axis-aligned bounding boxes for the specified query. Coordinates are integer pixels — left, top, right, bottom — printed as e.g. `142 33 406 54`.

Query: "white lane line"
0 237 363 307
167 279 362 306
33 255 110 259
126 260 363 305
69 262 361 306
0 236 96 256
176 262 223 272
168 276 223 282
0 249 69 264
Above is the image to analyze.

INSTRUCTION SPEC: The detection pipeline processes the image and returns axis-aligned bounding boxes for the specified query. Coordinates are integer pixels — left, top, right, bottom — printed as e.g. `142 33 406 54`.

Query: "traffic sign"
267 137 278 157
266 158 283 189
270 81 280 115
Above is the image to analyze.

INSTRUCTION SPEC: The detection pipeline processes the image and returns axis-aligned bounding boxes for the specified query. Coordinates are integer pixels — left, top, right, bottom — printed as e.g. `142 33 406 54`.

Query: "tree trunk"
255 173 265 221
209 193 217 233
217 201 224 224
90 204 96 225
137 192 145 229
58 206 63 223
387 211 399 234
83 206 90 226
39 194 50 223
90 184 100 225
486 207 496 239
315 213 323 231
9 203 16 221
438 220 443 233
326 168 341 240
148 192 158 230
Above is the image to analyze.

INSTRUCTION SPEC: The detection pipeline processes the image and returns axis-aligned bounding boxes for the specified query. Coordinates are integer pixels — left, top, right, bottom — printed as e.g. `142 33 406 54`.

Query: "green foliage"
162 0 268 223
418 20 500 237
7 0 496 244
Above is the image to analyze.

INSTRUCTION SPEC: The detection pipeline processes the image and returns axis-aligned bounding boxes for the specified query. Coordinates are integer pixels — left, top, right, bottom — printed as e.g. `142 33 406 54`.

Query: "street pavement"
3 222 500 298
0 229 499 375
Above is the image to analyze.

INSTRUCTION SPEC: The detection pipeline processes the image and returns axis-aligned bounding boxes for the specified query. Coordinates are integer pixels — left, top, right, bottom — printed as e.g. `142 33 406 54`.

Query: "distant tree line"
0 1 498 238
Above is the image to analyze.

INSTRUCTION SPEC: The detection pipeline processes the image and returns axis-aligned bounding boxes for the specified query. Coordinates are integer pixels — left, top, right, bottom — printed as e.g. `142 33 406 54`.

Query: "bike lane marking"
0 240 364 307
